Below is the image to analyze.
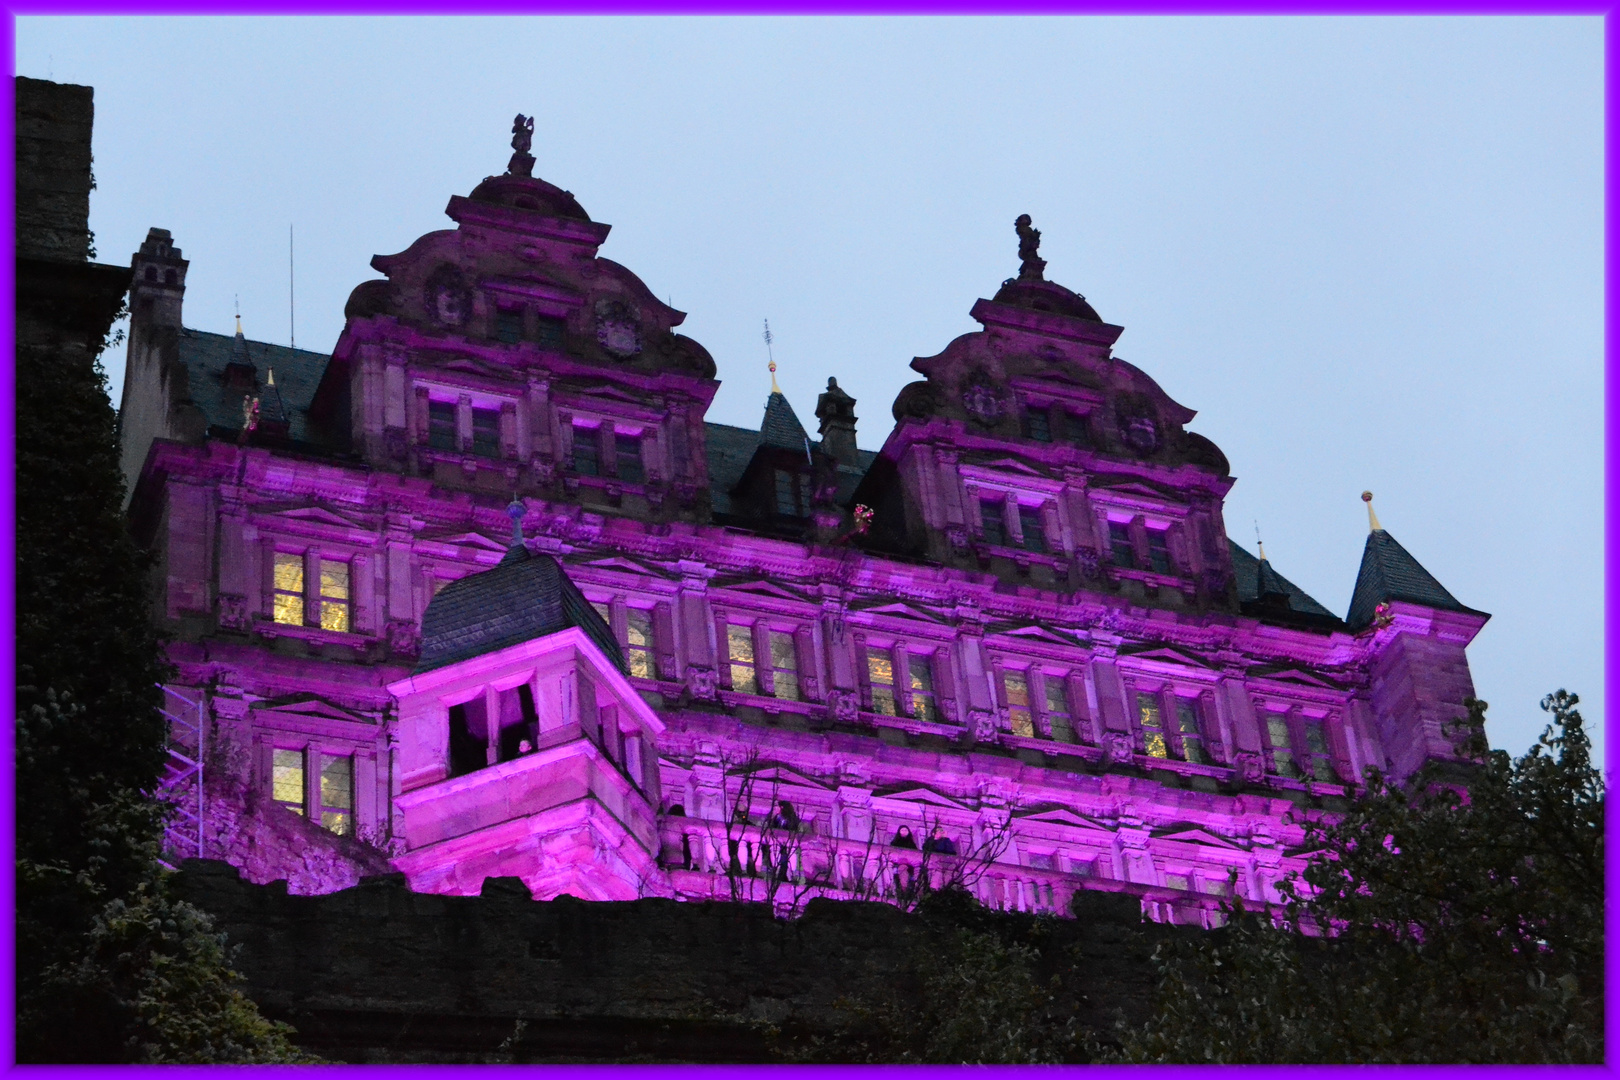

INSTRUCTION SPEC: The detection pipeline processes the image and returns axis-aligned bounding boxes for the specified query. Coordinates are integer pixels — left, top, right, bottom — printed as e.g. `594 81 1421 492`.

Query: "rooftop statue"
1015 213 1047 281
508 114 536 178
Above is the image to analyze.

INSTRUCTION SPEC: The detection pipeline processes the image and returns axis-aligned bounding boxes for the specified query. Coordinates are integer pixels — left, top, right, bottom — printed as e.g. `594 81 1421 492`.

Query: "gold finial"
769 359 780 394
266 367 275 387
1361 491 1382 533
1257 539 1267 561
763 318 780 393
235 314 243 336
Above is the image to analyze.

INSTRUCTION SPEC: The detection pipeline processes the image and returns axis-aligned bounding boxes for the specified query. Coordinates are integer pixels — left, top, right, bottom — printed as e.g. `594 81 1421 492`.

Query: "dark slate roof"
414 543 625 675
703 421 878 516
1346 529 1483 631
760 390 811 452
176 328 331 444
1228 540 1339 622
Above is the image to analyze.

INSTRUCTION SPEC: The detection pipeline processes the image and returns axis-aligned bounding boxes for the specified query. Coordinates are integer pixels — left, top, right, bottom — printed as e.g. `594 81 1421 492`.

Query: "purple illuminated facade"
119 127 1488 923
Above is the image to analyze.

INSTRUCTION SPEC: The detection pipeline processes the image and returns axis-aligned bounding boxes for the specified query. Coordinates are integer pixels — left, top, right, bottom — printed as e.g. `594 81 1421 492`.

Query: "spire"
759 386 810 452
1345 501 1480 630
1361 490 1383 533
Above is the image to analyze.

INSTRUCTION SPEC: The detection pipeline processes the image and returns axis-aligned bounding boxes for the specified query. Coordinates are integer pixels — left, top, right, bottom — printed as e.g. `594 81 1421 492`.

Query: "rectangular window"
572 425 600 476
471 407 501 457
1024 406 1051 442
1267 715 1298 777
1019 506 1048 553
427 400 458 450
1175 699 1207 764
769 631 800 701
626 609 655 679
1304 718 1337 781
272 748 305 815
318 559 351 633
866 647 897 716
1066 411 1090 446
272 552 305 626
1109 521 1135 567
981 500 1007 547
590 599 611 623
535 314 566 347
1138 692 1167 758
728 624 758 694
495 305 524 343
1044 677 1075 743
1147 528 1173 574
320 754 352 836
1004 671 1034 738
909 654 937 722
615 433 645 484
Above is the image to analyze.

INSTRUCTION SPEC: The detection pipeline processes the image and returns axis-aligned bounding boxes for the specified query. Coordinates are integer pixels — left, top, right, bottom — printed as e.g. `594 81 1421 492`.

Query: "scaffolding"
156 684 205 870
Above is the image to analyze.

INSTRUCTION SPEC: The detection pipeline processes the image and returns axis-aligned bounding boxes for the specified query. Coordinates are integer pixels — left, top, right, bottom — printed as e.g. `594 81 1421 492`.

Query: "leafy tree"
15 298 310 1061
1100 692 1603 1064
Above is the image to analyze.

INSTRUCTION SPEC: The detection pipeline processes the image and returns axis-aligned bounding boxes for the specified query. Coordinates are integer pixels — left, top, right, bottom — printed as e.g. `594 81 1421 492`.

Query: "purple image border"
1 7 1612 1073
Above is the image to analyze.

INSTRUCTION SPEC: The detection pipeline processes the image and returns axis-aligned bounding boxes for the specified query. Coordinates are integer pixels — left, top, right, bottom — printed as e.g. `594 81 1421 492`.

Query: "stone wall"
175 858 1190 1063
16 76 96 262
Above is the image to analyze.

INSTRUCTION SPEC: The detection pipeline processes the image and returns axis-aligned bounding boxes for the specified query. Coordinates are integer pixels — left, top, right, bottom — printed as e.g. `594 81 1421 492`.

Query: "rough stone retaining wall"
175 858 1189 1062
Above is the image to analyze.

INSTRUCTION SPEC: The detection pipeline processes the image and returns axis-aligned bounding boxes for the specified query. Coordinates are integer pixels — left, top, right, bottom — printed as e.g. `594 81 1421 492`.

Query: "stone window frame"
1098 508 1184 577
1018 393 1095 448
263 542 368 638
556 405 660 489
714 610 815 704
413 382 518 461
963 479 1065 558
853 632 951 724
581 589 679 685
1123 680 1215 764
262 738 360 837
1032 666 1087 745
1249 695 1345 783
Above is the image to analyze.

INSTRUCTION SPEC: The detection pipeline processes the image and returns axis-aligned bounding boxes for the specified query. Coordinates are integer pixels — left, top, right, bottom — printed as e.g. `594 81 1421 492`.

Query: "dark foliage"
1101 693 1603 1063
15 308 309 1061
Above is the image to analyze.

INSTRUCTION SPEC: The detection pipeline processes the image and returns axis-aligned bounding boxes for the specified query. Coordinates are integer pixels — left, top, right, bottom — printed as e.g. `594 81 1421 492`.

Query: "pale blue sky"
16 16 1604 761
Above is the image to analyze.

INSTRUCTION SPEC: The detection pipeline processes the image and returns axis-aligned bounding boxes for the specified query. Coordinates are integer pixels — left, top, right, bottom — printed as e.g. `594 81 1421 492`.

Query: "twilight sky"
15 16 1603 762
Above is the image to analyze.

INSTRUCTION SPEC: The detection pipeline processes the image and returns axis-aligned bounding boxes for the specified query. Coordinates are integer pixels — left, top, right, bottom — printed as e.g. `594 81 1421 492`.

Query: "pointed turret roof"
1346 527 1481 631
759 390 811 453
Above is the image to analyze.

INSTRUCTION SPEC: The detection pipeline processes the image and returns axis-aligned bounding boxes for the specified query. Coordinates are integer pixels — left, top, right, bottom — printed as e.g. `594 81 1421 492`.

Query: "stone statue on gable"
508 114 536 178
1015 213 1047 281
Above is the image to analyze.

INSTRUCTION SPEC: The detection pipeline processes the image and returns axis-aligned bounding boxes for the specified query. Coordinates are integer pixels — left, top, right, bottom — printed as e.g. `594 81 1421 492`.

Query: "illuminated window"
626 609 656 679
1023 406 1051 442
572 425 600 475
1109 521 1135 567
1044 676 1075 743
1147 528 1172 574
471 406 500 457
1005 671 1034 738
1138 693 1167 758
1175 698 1207 764
728 624 758 694
320 754 352 835
909 654 937 722
866 647 897 716
495 305 523 343
1019 506 1047 554
1267 714 1298 777
981 500 1007 546
427 400 457 450
1304 718 1337 781
318 559 350 633
272 748 305 815
273 552 305 626
769 631 799 701
615 433 645 484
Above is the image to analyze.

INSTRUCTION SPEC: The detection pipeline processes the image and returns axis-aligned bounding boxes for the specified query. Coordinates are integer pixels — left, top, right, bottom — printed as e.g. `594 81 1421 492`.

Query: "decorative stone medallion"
960 370 1006 426
423 264 472 329
595 299 642 358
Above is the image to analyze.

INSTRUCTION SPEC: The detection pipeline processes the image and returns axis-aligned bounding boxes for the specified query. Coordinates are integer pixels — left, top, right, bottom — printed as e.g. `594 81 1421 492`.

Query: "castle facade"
119 122 1488 923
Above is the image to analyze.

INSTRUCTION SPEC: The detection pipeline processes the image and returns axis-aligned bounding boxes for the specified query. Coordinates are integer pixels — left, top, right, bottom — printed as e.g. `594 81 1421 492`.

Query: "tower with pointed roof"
119 126 1488 918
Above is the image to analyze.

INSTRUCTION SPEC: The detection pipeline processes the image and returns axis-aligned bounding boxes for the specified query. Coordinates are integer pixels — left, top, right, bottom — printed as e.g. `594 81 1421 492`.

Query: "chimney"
815 377 858 467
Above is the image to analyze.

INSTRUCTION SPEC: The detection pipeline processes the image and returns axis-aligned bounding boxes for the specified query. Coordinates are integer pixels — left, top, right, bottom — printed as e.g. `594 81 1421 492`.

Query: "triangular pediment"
729 763 831 790
577 555 670 578
713 578 813 603
1119 643 1213 669
1151 824 1243 849
255 694 374 725
1016 805 1112 832
562 381 649 408
1092 478 1183 504
267 505 366 530
439 355 507 379
1248 665 1343 690
873 785 969 811
991 623 1082 648
849 598 946 624
418 529 510 553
